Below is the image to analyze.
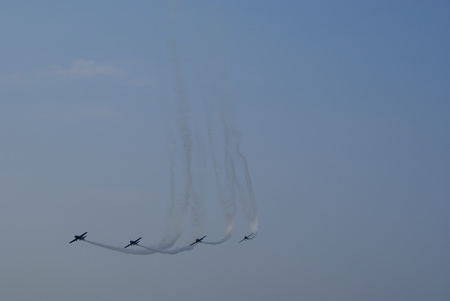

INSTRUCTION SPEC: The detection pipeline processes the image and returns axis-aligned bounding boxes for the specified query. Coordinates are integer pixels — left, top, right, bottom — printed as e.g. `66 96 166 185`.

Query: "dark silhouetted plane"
190 235 207 246
124 237 142 248
70 232 87 243
238 233 253 243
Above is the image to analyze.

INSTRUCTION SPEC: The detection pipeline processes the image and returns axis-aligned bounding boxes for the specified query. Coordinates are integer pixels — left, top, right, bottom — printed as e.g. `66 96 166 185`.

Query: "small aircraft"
238 233 253 243
124 237 142 248
69 232 87 243
190 235 207 246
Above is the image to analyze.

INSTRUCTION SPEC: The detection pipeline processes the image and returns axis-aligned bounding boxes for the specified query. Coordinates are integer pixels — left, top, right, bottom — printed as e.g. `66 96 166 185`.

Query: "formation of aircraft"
124 237 142 248
69 232 87 243
190 235 207 246
70 232 255 248
238 233 253 243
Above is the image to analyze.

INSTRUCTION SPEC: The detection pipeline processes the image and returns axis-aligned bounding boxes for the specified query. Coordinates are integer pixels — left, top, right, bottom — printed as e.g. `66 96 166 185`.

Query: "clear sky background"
1 1 449 300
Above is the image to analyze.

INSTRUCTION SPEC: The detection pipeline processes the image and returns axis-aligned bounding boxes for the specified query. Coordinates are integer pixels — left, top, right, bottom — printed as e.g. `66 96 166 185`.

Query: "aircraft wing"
136 237 142 242
199 235 206 241
80 232 87 237
247 233 253 238
124 243 132 248
69 238 77 243
238 238 245 243
189 241 197 246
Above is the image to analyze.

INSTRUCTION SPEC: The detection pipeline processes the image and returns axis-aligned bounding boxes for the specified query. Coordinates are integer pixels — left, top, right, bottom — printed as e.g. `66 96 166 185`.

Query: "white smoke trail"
200 98 237 244
238 159 259 235
212 72 259 238
138 243 195 255
85 239 198 255
202 222 234 245
190 126 207 234
233 131 259 236
154 28 195 249
84 240 154 255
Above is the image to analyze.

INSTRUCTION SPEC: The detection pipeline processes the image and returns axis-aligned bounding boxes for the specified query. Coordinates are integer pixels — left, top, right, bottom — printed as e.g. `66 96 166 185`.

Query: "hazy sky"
1 1 449 300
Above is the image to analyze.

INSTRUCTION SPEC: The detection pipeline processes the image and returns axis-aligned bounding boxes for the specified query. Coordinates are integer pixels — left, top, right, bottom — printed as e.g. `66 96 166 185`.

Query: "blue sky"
1 1 449 300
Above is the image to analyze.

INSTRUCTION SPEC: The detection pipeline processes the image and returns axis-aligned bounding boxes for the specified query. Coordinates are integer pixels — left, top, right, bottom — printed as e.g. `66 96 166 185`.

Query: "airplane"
238 233 253 243
124 237 142 248
190 235 207 246
69 232 87 243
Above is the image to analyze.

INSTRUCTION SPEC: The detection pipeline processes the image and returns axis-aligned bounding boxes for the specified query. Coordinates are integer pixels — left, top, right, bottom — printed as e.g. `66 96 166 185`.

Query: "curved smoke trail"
210 70 259 239
84 240 154 255
138 244 195 255
200 98 237 245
